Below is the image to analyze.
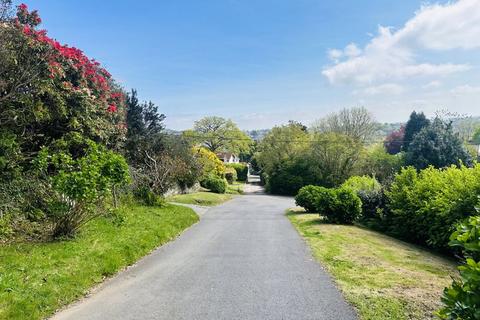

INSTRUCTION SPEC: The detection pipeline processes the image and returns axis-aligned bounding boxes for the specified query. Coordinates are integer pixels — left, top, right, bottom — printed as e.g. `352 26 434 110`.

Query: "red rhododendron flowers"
15 4 123 112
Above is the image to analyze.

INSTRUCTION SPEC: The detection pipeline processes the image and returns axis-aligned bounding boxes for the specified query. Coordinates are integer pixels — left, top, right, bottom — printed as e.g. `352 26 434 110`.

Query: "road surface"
53 186 356 320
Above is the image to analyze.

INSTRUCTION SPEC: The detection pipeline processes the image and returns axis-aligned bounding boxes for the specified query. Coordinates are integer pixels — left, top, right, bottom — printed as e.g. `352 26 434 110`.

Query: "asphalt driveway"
52 189 356 320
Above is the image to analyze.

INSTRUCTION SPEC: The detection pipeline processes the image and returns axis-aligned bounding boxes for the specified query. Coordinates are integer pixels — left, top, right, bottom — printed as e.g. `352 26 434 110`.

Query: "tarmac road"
52 186 356 320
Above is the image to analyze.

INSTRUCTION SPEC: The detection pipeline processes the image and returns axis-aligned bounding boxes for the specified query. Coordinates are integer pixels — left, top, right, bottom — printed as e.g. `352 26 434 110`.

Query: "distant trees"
311 107 376 142
187 116 253 154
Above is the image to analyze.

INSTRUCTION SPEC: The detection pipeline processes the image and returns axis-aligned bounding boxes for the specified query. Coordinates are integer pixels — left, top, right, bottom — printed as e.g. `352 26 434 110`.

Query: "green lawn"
0 204 198 320
288 211 458 320
167 182 244 206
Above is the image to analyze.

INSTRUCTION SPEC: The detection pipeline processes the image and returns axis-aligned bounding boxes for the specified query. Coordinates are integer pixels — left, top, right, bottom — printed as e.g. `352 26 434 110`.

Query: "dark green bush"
133 186 165 207
202 176 227 194
357 189 385 223
224 167 238 184
295 185 324 213
438 214 480 319
325 187 362 224
385 165 480 251
227 163 248 181
265 159 316 195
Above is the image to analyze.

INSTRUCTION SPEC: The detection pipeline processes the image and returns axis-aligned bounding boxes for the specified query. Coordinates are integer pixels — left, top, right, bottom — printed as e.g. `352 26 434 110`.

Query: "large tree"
188 116 252 154
311 107 376 142
402 111 430 152
405 118 472 170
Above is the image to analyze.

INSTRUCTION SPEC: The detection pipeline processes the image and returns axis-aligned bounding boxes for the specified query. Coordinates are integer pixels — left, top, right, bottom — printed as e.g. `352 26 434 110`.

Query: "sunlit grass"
0 204 198 320
288 210 458 320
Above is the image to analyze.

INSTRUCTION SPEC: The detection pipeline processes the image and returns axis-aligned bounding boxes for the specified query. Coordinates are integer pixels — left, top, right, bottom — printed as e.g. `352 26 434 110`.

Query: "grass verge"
167 183 244 206
287 210 458 320
0 204 198 320
167 192 234 206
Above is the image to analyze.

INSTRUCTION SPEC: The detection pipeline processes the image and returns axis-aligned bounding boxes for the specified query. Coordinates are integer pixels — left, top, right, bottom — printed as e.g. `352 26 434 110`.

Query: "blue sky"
21 0 480 129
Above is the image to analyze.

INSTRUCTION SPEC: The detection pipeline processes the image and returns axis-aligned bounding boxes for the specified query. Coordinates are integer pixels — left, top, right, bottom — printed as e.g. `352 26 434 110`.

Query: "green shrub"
341 175 381 193
133 186 165 207
227 163 248 181
309 186 361 224
34 138 130 238
326 187 362 224
295 185 323 213
341 176 384 224
202 176 227 194
224 167 238 184
385 165 480 251
438 215 480 319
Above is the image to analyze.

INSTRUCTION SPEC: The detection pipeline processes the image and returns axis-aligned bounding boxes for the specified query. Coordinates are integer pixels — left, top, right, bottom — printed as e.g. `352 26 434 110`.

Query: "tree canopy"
187 116 252 154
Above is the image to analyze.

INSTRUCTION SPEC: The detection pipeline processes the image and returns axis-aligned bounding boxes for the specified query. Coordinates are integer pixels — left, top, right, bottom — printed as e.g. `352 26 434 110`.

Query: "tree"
405 118 472 170
472 127 480 144
402 111 430 151
190 116 252 154
125 89 166 164
308 133 363 187
311 107 376 142
384 126 405 155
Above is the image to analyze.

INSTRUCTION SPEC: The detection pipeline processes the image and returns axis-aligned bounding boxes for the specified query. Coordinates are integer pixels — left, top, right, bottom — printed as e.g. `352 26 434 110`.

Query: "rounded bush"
227 163 248 181
202 176 227 194
314 187 361 224
295 185 324 213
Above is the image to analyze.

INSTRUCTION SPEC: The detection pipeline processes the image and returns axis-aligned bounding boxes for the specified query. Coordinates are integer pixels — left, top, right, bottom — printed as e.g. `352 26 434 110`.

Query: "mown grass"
0 204 198 320
288 210 458 320
167 182 244 206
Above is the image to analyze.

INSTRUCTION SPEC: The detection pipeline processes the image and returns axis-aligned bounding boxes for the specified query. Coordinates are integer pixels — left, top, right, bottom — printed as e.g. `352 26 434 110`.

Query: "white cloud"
450 84 480 94
327 43 362 63
323 0 479 85
422 80 442 89
354 83 405 96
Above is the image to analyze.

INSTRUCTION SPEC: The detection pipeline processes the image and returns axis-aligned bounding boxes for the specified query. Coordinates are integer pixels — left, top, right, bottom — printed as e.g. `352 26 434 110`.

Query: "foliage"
405 118 472 170
34 137 130 237
226 163 248 181
1 5 126 160
402 111 430 152
224 167 237 184
193 146 225 179
295 185 361 224
201 175 227 194
295 185 324 213
255 121 309 180
311 107 376 142
341 175 381 193
473 127 480 144
265 156 317 195
384 126 405 155
439 215 480 319
385 165 480 251
341 175 385 224
357 144 404 183
188 116 253 154
308 133 363 187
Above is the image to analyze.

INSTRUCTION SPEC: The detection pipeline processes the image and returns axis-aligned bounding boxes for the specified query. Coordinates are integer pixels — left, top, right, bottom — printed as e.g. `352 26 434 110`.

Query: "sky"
20 0 480 130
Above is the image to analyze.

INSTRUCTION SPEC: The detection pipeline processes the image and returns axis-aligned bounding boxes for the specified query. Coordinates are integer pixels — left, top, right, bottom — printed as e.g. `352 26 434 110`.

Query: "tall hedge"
385 165 480 251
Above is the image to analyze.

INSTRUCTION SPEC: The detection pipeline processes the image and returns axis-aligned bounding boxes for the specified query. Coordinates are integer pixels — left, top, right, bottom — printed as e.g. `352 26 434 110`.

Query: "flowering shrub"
1 3 126 156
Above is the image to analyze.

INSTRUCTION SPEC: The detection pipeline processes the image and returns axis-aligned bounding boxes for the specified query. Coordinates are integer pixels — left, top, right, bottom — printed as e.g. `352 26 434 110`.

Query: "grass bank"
167 182 244 206
0 204 198 320
288 211 458 320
